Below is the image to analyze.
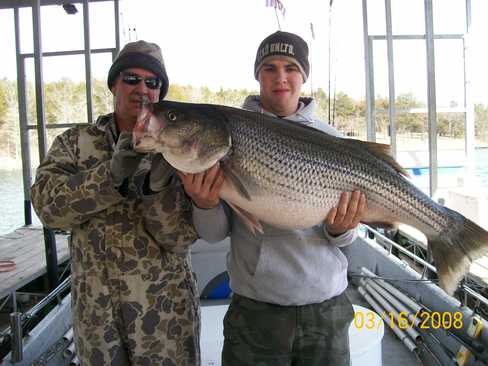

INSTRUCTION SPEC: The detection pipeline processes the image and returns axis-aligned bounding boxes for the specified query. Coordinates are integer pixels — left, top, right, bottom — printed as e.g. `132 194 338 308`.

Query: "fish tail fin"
429 239 472 295
429 208 488 295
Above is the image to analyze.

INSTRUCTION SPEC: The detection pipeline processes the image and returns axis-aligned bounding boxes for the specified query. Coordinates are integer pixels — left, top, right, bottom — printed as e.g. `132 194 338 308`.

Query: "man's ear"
110 85 116 96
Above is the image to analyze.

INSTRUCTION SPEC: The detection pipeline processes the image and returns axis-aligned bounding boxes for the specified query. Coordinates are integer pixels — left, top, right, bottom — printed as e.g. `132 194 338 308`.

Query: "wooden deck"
0 226 70 299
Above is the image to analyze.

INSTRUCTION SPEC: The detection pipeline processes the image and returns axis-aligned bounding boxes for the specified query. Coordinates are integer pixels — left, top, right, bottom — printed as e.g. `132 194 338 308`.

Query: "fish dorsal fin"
350 140 410 178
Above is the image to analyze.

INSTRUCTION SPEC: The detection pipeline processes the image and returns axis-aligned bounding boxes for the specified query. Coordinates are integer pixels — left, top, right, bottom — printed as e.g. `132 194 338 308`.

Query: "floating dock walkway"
0 226 69 301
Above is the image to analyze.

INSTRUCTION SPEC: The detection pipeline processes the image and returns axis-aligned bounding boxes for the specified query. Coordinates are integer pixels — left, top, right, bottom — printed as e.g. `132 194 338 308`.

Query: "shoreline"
1 136 487 172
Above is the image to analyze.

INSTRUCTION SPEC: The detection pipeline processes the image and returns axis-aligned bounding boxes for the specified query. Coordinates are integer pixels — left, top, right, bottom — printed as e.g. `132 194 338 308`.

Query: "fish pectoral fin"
226 201 263 235
221 160 252 201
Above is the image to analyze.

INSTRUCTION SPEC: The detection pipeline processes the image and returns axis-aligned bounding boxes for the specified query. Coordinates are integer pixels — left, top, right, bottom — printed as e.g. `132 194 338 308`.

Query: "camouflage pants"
222 292 354 366
72 270 201 366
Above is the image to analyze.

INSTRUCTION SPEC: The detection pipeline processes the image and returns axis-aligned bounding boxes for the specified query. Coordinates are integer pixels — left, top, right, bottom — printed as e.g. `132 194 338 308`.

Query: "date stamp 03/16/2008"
353 310 463 330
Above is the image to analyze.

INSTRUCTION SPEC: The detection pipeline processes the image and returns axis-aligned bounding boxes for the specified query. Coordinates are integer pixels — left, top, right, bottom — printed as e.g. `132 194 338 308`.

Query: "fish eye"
167 111 177 121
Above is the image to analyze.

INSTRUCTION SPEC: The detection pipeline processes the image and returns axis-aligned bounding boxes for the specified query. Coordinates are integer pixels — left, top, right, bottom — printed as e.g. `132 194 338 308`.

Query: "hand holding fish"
110 132 145 187
325 191 367 236
148 153 174 192
177 163 225 209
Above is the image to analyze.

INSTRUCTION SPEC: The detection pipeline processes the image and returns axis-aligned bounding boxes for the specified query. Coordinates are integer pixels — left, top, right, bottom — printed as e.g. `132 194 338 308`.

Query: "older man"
31 40 200 366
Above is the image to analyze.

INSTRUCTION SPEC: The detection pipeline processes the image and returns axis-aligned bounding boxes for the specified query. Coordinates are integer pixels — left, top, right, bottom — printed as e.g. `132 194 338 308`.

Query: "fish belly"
220 182 342 229
220 173 438 233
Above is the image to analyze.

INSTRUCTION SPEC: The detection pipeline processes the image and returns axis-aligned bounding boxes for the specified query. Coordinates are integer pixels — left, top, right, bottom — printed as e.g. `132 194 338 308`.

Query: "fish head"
133 100 231 174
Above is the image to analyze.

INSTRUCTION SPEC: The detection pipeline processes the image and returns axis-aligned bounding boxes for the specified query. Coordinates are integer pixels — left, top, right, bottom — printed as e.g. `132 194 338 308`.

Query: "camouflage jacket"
31 112 198 259
31 113 201 365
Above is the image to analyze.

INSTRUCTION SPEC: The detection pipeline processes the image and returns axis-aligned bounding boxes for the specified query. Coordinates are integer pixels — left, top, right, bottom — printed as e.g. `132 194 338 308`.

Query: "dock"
0 226 70 301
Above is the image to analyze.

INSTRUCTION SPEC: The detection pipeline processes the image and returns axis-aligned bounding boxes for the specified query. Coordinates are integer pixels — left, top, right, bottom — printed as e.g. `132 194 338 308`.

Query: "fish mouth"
132 104 164 150
132 135 156 152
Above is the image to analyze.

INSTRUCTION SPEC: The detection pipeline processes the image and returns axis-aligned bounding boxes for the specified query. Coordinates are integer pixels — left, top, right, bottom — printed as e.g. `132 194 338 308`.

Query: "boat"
3 227 488 365
1 1 488 365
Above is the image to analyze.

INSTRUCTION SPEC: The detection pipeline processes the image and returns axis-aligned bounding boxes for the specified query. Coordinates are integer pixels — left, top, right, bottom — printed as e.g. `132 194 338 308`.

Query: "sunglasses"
120 73 161 90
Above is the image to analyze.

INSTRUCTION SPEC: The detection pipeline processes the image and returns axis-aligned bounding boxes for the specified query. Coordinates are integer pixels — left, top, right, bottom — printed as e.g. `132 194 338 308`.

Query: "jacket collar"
95 112 119 147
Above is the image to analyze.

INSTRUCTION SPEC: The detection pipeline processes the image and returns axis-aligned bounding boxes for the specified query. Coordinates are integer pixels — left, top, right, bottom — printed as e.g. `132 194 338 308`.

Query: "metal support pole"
32 0 59 291
32 0 48 161
12 291 17 313
464 0 476 180
10 312 23 362
83 0 93 124
43 227 58 290
14 8 33 226
424 0 439 197
114 0 120 53
362 0 376 142
385 0 397 156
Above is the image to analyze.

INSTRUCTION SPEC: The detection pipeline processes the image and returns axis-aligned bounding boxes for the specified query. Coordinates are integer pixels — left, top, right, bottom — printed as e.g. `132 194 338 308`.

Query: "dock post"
43 227 59 290
10 312 23 362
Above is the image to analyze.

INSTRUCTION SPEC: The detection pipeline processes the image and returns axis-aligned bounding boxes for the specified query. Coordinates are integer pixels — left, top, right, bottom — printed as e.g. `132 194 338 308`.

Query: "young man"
31 41 200 366
179 31 366 365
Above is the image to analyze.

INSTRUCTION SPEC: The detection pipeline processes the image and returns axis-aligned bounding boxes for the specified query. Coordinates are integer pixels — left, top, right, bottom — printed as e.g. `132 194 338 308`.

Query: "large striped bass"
133 100 488 295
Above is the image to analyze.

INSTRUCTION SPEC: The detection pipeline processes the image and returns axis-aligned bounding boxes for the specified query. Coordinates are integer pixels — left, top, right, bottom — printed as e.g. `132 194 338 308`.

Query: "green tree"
0 78 13 127
93 79 113 119
313 88 329 124
374 95 389 135
395 93 425 134
0 79 20 160
437 112 464 137
333 92 356 133
44 78 86 124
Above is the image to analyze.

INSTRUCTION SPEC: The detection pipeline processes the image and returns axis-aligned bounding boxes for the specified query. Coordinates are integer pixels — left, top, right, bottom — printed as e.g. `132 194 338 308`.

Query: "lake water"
1 149 488 236
0 170 42 234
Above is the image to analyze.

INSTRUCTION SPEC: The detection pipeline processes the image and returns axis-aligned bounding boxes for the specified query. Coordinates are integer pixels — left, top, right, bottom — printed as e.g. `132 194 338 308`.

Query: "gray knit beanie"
254 31 310 82
107 40 169 100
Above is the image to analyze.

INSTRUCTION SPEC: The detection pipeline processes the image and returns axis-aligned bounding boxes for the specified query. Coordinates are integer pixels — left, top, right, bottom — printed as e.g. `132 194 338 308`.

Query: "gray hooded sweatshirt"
192 96 357 306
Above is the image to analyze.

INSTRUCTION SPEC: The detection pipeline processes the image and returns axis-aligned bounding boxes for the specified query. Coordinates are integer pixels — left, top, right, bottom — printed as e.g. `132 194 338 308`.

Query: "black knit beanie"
107 40 169 100
254 31 310 82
